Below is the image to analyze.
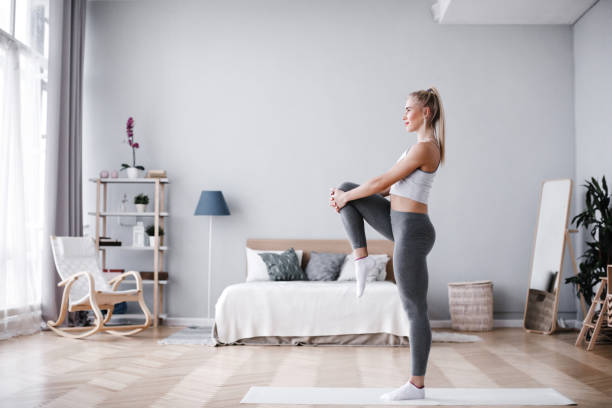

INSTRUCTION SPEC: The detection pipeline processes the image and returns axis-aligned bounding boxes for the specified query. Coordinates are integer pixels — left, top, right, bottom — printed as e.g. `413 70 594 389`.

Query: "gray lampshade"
194 191 231 216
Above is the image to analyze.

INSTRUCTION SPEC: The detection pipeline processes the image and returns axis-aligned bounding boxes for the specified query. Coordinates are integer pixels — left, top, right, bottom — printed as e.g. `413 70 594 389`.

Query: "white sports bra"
389 142 440 204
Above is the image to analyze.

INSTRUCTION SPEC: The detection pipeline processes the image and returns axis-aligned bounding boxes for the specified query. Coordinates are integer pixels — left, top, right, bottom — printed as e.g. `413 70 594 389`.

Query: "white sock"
354 255 375 298
379 380 425 401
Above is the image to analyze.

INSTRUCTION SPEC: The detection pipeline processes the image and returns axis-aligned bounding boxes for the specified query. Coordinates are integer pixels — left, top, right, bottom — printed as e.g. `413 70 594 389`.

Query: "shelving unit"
89 177 169 327
87 211 169 217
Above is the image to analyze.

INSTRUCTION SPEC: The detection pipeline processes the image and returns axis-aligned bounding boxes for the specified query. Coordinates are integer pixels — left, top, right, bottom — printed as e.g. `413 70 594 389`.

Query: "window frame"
10 0 16 35
0 0 49 122
1 0 49 62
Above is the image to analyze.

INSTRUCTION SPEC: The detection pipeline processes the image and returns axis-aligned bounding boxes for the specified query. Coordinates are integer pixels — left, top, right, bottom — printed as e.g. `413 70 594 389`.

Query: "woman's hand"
329 187 348 213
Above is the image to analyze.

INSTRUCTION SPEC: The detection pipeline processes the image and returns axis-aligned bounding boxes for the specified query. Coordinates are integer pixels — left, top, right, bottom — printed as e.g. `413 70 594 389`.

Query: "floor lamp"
194 191 231 322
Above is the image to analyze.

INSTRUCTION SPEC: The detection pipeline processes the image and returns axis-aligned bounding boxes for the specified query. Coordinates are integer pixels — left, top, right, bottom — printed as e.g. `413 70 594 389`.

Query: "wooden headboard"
246 239 396 283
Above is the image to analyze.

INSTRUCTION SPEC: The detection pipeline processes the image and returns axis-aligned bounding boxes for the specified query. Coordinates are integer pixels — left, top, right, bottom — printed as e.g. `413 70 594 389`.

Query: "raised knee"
338 181 357 191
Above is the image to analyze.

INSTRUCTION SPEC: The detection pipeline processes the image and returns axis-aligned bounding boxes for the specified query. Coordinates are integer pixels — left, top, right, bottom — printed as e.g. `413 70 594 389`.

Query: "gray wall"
83 0 578 321
573 0 612 318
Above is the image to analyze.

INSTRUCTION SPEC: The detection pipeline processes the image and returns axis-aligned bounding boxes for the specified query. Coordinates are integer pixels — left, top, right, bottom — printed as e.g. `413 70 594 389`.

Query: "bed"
212 239 412 346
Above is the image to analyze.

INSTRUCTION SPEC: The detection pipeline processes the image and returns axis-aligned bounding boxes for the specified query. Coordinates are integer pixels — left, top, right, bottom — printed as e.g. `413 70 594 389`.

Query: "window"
15 0 49 58
0 0 49 335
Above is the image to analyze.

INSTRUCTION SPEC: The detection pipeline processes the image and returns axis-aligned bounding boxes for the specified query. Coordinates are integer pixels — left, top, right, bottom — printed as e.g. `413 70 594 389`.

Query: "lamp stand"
208 216 213 321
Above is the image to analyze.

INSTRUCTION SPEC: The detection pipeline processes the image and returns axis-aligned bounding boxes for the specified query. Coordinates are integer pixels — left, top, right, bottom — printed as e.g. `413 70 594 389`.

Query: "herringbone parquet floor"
1 327 611 407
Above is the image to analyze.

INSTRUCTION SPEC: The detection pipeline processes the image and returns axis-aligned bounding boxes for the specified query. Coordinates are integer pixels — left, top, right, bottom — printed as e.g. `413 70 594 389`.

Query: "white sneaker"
379 381 425 401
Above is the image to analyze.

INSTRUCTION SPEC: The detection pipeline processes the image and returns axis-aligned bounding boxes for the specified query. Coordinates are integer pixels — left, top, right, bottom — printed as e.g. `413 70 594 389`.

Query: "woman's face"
402 97 429 132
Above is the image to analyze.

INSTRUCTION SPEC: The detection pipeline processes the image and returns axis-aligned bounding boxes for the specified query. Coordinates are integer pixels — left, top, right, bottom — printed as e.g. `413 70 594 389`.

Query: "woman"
329 87 445 401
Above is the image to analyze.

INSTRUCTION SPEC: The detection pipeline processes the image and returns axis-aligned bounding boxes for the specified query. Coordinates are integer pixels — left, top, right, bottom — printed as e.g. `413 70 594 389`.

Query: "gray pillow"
258 248 307 281
305 251 347 281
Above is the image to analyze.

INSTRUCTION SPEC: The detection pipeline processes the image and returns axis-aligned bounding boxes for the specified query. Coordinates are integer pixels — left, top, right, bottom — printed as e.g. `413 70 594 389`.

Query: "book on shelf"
140 271 168 280
102 269 168 281
103 268 125 273
99 237 122 246
146 170 167 178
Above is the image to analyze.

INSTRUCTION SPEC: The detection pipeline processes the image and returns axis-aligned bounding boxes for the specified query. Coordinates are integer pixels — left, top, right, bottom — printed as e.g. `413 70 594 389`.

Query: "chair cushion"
51 236 112 303
57 237 98 258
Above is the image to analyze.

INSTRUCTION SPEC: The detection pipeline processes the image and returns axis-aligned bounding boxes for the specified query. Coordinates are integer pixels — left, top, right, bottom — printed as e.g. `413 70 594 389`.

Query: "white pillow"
245 247 304 282
337 253 390 282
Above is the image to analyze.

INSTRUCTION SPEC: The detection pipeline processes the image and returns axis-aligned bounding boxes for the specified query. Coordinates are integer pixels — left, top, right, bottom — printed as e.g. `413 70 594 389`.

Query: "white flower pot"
126 167 139 179
148 236 157 248
135 204 147 213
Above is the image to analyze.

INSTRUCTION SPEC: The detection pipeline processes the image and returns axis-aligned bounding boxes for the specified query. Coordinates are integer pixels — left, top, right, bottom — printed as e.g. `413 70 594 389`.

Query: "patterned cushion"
305 251 346 281
245 247 304 282
258 248 307 281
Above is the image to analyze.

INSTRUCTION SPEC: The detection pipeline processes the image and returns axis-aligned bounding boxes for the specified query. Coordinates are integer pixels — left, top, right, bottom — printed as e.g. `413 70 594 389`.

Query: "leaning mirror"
523 178 572 334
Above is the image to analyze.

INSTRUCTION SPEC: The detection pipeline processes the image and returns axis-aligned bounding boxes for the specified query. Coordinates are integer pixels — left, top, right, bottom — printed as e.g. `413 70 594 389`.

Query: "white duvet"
213 281 412 344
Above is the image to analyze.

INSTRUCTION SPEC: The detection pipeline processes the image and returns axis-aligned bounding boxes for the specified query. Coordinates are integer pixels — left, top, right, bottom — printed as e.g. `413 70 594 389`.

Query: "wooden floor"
0 326 611 407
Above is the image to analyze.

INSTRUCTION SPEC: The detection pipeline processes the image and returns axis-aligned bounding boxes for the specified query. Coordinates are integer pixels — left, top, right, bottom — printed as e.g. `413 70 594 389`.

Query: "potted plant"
134 193 149 213
146 224 164 247
565 175 612 307
120 117 145 178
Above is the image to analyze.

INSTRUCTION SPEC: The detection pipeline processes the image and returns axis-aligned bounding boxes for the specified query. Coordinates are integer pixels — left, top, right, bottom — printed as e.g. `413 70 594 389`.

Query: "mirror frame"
523 178 573 335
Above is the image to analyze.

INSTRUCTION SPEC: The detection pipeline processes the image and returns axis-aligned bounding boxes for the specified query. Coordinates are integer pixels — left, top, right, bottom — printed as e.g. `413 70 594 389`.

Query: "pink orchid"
121 116 143 171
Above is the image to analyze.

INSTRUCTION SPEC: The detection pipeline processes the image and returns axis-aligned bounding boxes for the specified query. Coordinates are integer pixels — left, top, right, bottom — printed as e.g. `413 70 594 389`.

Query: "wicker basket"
525 288 555 332
448 280 494 331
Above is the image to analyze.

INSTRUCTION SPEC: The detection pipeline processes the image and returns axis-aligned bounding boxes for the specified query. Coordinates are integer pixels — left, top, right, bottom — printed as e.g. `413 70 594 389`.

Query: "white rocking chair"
48 236 152 339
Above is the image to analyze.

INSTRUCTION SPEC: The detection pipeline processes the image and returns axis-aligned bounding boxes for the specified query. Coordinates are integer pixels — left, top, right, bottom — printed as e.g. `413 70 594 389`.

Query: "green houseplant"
146 224 164 247
134 193 149 213
565 175 612 307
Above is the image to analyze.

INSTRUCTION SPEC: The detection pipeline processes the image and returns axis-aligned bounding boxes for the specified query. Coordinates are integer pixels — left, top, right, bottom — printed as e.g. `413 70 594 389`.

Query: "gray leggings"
337 181 435 376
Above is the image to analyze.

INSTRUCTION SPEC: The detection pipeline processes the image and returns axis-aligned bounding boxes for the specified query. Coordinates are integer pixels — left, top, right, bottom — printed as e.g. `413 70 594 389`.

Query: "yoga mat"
240 386 577 405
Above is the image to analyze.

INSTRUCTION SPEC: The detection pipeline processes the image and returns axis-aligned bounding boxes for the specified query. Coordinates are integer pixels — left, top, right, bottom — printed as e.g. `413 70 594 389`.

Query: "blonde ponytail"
409 87 446 165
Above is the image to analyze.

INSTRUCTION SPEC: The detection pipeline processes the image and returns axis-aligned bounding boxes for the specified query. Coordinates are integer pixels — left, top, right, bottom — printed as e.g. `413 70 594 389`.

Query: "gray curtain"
41 0 87 322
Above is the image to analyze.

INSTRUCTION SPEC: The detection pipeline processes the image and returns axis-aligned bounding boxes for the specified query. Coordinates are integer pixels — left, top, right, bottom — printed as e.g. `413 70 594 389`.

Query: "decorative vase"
135 204 147 213
148 236 157 248
126 167 139 179
132 221 145 248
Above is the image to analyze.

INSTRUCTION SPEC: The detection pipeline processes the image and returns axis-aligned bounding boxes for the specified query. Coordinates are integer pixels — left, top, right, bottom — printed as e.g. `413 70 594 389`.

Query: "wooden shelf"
89 177 169 184
114 279 168 285
109 313 167 320
88 211 169 217
92 176 168 328
105 272 168 285
100 245 168 251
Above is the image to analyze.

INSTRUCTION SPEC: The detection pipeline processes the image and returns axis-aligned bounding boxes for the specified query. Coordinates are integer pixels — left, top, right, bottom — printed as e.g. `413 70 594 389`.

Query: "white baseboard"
164 317 214 327
162 317 582 329
431 319 525 328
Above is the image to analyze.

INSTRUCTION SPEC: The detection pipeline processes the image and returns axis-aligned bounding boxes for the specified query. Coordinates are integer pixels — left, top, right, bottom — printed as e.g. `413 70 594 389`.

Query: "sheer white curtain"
0 36 46 339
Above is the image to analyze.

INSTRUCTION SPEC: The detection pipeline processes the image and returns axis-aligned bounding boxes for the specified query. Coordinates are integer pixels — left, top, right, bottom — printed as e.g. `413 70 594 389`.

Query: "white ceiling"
431 0 599 25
